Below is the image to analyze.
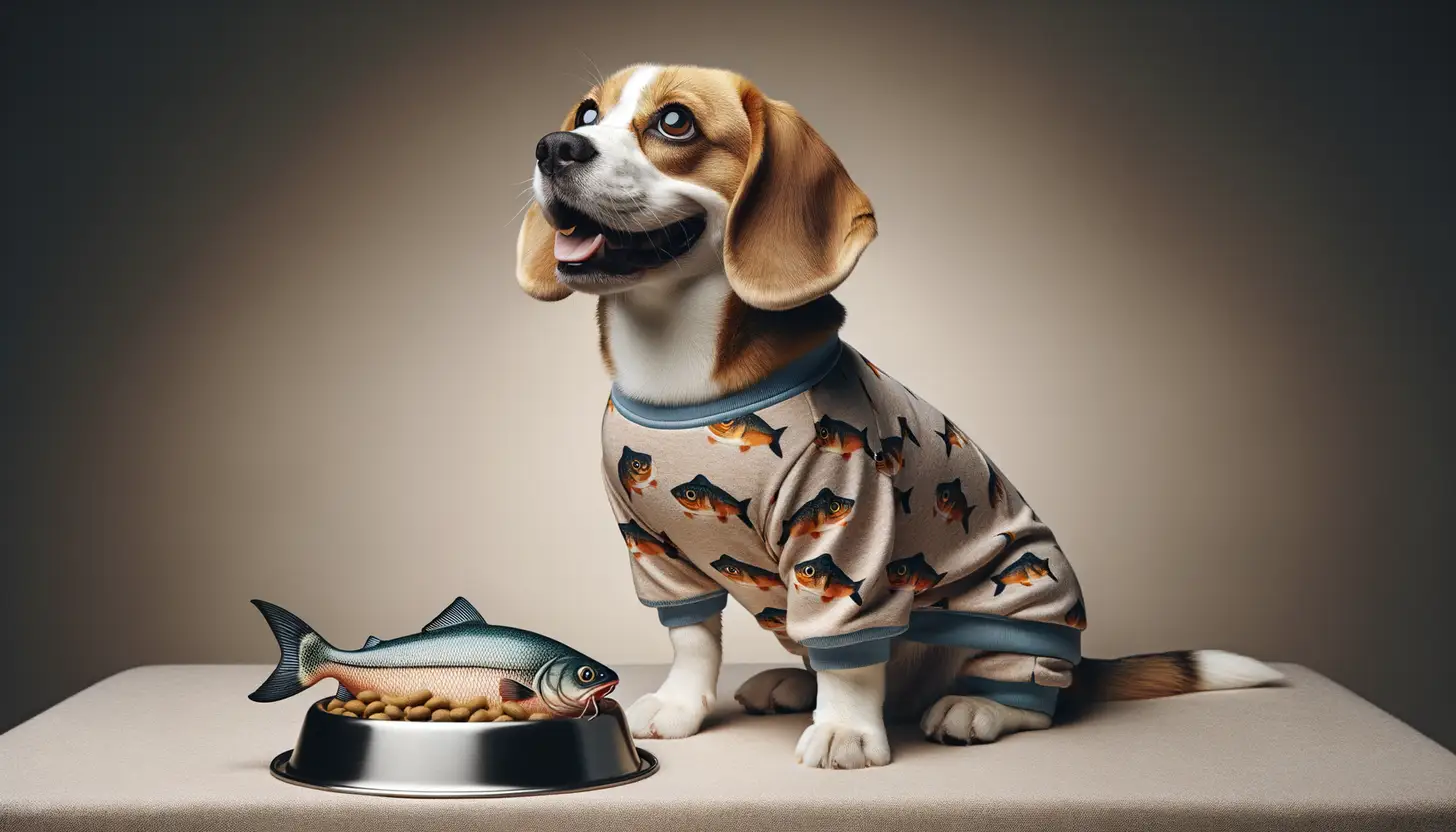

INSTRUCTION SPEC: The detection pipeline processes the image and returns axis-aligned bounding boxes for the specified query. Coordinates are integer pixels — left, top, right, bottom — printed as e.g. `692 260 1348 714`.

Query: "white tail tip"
1193 650 1284 691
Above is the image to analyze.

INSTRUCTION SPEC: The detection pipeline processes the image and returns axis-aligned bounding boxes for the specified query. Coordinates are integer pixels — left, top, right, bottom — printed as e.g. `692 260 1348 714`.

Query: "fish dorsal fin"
334 634 384 700
422 597 486 632
816 487 835 499
690 474 710 485
500 678 535 702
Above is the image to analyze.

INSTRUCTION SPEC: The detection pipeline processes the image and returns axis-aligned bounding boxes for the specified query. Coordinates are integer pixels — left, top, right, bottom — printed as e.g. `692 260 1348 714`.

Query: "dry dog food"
321 689 555 723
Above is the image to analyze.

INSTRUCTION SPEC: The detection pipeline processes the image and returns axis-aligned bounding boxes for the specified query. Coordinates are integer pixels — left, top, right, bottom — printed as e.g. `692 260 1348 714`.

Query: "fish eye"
725 566 740 575
800 566 815 577
817 427 829 438
829 501 840 512
894 565 906 575
577 666 596 684
654 104 696 140
575 99 599 127
684 489 696 499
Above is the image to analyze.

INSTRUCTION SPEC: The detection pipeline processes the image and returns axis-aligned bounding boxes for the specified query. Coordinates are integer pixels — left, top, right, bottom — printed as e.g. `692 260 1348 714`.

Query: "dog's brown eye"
575 100 600 127
655 105 695 140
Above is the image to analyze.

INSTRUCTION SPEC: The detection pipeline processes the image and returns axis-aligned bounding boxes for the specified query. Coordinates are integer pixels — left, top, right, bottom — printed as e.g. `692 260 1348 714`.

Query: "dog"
515 63 1282 770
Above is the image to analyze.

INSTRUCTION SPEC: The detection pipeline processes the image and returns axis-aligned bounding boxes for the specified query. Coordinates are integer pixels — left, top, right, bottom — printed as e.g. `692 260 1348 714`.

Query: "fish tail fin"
850 579 864 606
248 599 332 703
739 498 754 529
992 581 1006 597
778 520 792 547
899 416 920 447
895 487 913 514
769 426 787 458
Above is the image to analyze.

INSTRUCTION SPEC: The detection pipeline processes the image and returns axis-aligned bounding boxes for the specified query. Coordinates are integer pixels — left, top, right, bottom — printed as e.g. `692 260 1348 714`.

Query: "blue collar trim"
609 337 843 430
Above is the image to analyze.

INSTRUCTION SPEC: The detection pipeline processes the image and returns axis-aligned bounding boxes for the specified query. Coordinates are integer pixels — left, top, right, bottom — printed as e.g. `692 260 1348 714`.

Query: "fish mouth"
548 198 708 285
586 680 618 701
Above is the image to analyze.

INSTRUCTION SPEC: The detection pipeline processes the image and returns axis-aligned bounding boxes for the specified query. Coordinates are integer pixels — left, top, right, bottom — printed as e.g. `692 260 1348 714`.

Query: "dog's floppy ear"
516 201 573 301
723 84 877 311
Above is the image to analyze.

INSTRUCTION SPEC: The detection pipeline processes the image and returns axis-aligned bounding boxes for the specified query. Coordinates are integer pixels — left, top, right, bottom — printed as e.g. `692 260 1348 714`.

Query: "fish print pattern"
754 607 788 631
990 552 1059 596
793 553 865 605
619 520 681 559
934 478 974 533
778 487 856 545
894 486 913 514
885 553 946 594
617 446 657 499
711 555 784 590
874 415 921 478
672 474 754 528
934 415 970 456
1065 599 1087 630
707 413 788 457
813 414 874 460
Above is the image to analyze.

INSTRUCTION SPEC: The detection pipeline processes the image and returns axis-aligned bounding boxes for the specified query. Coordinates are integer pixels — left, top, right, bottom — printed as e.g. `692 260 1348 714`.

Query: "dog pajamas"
601 338 1086 715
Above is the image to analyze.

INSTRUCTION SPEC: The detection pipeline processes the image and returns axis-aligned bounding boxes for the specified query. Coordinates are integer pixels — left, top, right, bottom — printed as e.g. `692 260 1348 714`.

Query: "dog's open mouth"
549 200 707 277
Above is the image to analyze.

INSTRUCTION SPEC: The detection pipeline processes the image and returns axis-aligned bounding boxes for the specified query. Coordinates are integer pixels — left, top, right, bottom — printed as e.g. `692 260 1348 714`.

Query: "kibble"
317 688 568 724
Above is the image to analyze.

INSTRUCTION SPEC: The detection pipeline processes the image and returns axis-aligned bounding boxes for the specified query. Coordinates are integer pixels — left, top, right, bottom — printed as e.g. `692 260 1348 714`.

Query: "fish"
777 487 855 545
812 414 874 460
605 395 616 415
934 478 974 533
754 607 788 631
1065 599 1087 630
934 415 970 456
619 519 681 559
990 552 1059 596
617 446 657 498
978 448 1007 510
874 416 921 477
707 414 788 457
992 530 1017 555
671 474 754 528
861 355 884 378
885 553 946 594
711 555 784 590
894 486 913 514
334 635 383 701
249 597 619 717
792 553 865 605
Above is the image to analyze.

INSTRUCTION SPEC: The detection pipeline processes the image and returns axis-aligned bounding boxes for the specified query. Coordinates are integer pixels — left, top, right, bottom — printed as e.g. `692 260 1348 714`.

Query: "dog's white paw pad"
795 721 891 769
734 667 816 714
626 692 710 740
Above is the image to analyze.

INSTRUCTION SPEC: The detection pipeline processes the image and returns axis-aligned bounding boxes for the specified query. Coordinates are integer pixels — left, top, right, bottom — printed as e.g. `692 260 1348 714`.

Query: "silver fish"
249 597 618 717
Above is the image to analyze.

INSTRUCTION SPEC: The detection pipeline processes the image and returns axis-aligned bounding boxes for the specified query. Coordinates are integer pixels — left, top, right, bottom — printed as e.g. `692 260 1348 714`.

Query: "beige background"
3 2 1452 748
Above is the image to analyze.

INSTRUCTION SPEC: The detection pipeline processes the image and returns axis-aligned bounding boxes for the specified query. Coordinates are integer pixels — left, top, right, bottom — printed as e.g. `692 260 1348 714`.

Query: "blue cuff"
950 676 1062 716
906 610 1082 665
642 591 729 627
801 626 906 671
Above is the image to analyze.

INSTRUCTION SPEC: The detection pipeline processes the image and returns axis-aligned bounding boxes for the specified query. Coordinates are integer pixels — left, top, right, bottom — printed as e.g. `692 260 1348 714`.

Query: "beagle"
516 64 1282 770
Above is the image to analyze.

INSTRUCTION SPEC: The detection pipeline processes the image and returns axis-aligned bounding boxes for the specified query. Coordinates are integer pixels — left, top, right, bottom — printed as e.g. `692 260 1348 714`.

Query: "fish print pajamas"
601 338 1086 715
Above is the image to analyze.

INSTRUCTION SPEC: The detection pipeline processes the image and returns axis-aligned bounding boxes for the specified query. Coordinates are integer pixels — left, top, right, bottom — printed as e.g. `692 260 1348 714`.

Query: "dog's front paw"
734 667 816 714
794 719 891 769
626 691 712 739
919 695 1052 745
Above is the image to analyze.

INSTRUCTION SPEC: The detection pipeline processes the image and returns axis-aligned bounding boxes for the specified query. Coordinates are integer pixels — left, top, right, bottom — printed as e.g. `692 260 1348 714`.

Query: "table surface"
1 663 1453 832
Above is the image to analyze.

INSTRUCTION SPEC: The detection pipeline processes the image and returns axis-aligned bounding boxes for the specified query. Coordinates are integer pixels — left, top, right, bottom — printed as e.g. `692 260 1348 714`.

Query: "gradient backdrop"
3 2 1452 748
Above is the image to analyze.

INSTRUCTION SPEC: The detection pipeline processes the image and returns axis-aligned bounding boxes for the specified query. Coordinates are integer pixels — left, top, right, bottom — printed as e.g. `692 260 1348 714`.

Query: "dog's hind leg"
918 652 1064 745
734 665 816 714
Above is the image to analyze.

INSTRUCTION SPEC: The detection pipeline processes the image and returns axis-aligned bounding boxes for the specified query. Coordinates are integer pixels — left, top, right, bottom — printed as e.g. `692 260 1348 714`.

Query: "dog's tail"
1061 650 1283 706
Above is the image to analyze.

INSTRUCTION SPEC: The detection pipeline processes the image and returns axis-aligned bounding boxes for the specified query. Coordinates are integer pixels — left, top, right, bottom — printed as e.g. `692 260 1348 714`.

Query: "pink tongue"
554 231 605 263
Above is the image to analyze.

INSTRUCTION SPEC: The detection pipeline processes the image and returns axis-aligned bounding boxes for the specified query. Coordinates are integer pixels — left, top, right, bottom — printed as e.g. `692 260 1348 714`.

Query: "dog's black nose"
536 131 598 176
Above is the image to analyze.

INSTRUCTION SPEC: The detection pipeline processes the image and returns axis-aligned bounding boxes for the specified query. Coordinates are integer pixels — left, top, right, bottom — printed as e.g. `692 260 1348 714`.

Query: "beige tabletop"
0 663 1453 831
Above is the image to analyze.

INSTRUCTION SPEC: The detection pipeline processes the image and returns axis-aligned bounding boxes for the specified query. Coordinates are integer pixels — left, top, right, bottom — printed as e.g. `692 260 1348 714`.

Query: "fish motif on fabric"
619 520 681 559
874 416 921 478
671 474 754 528
248 597 618 717
778 488 856 545
754 607 789 631
990 552 1059 596
885 553 946 594
792 553 865 606
934 415 970 456
617 446 657 499
710 554 784 590
812 414 874 460
707 413 788 458
934 478 974 533
894 486 913 514
1065 599 1087 630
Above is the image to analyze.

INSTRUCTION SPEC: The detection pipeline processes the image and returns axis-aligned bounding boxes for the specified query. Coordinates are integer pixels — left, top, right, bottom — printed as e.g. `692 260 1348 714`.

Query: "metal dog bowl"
269 697 658 798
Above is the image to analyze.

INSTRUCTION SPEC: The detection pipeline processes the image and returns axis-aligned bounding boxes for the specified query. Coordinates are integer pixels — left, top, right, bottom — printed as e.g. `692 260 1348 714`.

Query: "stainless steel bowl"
269 697 658 798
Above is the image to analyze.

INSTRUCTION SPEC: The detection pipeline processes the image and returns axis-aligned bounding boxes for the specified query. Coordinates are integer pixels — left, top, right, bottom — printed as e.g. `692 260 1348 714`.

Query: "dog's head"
516 64 876 311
